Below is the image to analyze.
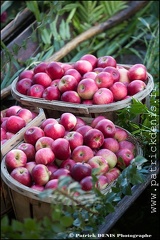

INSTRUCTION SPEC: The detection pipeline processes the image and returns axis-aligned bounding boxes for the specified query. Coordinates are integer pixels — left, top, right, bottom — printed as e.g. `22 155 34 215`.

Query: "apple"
114 127 128 142
90 115 106 128
71 145 94 163
103 66 120 82
1 127 6 141
59 112 77 131
102 138 119 153
81 54 98 69
24 126 45 145
17 142 36 161
77 78 98 100
35 136 54 151
35 147 55 165
16 78 33 95
27 84 45 98
116 148 134 168
40 118 58 130
44 179 58 190
31 164 51 186
82 99 93 105
82 71 97 80
16 108 33 124
18 70 34 81
97 56 117 68
33 62 48 74
31 184 45 191
61 63 73 72
83 128 104 149
31 111 38 119
118 68 130 85
61 90 81 104
6 116 26 133
104 167 121 183
32 72 52 88
96 148 117 169
6 132 14 140
76 125 92 137
110 82 128 101
96 175 109 190
42 86 61 100
60 159 76 171
5 149 27 171
94 72 114 88
88 156 109 175
80 176 93 191
95 119 116 138
93 88 114 104
119 140 135 153
50 168 70 180
127 80 146 96
44 123 65 140
64 131 83 150
52 138 71 160
46 61 64 80
64 68 81 83
74 60 93 75
93 67 103 74
46 163 58 174
10 167 32 187
71 162 92 182
128 64 147 82
50 79 60 87
25 161 37 174
73 117 86 131
5 106 22 117
58 75 78 93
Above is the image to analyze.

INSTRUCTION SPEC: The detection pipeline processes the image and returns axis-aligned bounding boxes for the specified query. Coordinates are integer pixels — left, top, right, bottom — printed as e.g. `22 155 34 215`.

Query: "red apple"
32 72 52 88
119 140 135 153
90 115 106 128
60 159 76 171
10 167 32 187
103 66 120 83
61 90 81 103
34 62 48 74
50 168 70 180
35 147 55 165
27 84 45 98
80 176 93 191
35 136 54 151
52 138 71 160
24 126 45 145
25 161 37 174
18 70 34 81
96 148 117 169
59 112 77 131
73 117 86 131
81 54 98 69
110 82 128 101
6 116 26 133
74 60 93 75
82 71 97 80
30 184 45 191
44 123 65 140
5 106 22 117
71 145 94 163
116 148 134 168
1 127 6 141
88 156 109 175
76 125 92 137
58 75 78 93
64 131 83 150
93 88 114 104
71 162 92 182
31 164 50 186
17 142 36 161
40 118 58 130
16 108 33 124
95 119 116 138
127 80 146 96
61 63 73 72
42 86 61 100
6 132 14 140
96 175 109 190
5 149 27 171
16 78 33 95
118 68 130 85
114 127 128 142
93 67 103 74
82 99 93 105
94 72 114 88
77 78 98 99
102 138 119 153
128 64 147 81
44 179 58 190
97 56 117 68
46 163 58 174
83 128 104 149
104 167 121 183
50 79 60 87
46 62 64 80
64 68 81 83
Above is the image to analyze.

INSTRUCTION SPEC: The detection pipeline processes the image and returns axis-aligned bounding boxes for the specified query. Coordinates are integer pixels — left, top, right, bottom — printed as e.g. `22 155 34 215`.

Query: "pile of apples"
4 112 136 192
16 54 148 105
1 106 38 145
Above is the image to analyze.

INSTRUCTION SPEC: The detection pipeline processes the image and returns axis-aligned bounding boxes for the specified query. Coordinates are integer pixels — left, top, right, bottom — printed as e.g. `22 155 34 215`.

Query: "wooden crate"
11 64 154 121
1 116 143 221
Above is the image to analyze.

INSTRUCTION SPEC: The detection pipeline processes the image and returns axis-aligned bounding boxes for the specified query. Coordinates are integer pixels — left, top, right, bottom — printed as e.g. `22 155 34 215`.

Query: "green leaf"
60 216 74 227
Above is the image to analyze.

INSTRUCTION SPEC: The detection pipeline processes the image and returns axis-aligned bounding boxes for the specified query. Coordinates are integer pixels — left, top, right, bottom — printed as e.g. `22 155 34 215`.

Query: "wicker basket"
11 64 154 120
1 117 143 221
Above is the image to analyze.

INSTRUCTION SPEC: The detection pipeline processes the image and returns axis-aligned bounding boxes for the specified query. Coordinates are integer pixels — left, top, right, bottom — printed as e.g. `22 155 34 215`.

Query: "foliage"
1 155 148 239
